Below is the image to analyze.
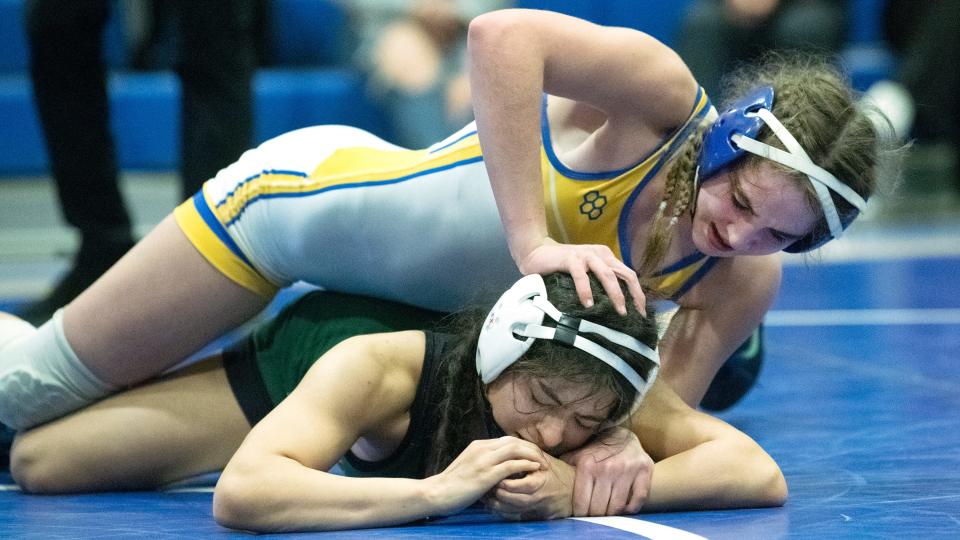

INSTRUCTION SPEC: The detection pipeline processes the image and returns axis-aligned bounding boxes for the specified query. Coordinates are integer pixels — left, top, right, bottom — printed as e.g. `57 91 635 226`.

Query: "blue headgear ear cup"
698 86 775 180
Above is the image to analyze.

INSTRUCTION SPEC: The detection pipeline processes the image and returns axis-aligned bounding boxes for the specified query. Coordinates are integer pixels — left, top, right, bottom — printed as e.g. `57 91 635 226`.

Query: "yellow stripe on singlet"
174 192 279 298
212 134 484 227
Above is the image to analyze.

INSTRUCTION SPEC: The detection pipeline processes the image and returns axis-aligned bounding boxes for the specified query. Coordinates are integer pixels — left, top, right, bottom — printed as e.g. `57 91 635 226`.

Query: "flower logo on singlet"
579 190 607 220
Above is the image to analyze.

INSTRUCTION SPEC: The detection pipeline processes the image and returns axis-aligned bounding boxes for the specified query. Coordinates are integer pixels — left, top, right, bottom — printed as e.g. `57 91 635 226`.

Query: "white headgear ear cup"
476 274 548 383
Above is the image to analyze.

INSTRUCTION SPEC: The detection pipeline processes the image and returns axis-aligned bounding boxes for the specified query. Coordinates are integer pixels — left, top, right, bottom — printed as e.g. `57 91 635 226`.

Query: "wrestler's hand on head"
428 436 545 516
561 426 653 516
518 239 646 316
485 451 575 521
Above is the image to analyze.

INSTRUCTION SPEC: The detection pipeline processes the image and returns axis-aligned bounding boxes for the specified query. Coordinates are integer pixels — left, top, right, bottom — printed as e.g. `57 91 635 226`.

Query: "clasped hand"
485 427 653 520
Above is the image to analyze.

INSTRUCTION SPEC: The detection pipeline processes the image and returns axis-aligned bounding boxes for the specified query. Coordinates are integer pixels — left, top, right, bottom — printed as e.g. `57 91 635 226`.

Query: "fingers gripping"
578 246 645 316
518 242 646 315
570 431 653 516
588 476 614 516
625 474 651 514
585 253 627 315
498 470 547 494
572 471 595 517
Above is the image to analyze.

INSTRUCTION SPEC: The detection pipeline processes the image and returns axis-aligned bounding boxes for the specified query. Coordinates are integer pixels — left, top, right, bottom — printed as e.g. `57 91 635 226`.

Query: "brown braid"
637 120 709 281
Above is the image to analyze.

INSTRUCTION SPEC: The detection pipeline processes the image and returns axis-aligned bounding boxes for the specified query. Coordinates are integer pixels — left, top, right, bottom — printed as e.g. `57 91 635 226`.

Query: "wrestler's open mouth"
709 223 732 252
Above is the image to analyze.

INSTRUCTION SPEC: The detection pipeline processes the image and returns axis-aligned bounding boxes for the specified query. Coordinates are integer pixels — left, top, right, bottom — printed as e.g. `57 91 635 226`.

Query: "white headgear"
476 275 660 404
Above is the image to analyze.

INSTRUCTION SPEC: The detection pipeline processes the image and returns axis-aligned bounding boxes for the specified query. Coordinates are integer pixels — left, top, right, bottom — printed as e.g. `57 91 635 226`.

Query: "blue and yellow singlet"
174 90 717 311
539 88 717 299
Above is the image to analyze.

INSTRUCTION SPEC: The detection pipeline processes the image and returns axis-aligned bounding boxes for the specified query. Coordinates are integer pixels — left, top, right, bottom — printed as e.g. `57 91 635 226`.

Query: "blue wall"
0 0 891 175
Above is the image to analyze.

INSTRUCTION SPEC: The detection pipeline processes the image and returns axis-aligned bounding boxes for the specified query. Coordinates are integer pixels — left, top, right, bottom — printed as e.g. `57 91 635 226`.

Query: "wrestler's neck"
626 172 699 275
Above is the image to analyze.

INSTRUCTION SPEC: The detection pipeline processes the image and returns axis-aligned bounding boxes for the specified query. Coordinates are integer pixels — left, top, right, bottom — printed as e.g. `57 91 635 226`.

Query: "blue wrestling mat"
2 255 959 538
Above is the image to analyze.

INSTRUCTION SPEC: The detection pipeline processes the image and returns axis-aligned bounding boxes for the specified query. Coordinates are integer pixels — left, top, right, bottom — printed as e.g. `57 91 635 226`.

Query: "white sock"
0 309 116 430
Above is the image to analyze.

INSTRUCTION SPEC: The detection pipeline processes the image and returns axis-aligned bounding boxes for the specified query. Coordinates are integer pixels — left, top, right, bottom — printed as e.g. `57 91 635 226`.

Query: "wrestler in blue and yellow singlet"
174 88 716 312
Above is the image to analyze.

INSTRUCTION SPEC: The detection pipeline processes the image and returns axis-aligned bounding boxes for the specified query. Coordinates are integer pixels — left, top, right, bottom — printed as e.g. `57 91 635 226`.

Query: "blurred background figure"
339 0 507 149
677 0 846 101
20 0 262 324
866 0 960 197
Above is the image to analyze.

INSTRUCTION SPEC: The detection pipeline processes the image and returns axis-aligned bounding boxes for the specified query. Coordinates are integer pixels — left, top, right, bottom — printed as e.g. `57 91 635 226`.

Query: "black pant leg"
896 1 960 145
25 0 131 240
174 0 258 198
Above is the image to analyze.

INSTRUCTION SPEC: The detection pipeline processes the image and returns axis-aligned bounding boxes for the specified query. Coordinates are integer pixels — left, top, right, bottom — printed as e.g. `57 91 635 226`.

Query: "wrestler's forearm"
213 456 449 533
644 437 787 511
468 10 549 262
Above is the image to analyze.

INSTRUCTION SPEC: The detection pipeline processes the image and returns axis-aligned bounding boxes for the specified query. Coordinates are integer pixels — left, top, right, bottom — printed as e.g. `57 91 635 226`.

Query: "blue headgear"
697 86 868 253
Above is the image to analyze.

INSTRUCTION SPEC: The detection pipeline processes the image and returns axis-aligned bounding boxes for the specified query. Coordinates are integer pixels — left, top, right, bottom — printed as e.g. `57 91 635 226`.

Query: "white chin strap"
516 296 660 399
731 108 867 239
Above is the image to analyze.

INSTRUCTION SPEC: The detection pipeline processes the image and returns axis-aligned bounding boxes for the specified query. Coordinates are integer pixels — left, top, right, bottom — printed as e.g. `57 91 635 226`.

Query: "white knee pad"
0 310 116 430
0 316 36 348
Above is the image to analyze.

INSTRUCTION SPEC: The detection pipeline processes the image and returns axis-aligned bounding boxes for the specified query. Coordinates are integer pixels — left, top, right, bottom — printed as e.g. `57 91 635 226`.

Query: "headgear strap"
731 108 867 239
476 275 659 404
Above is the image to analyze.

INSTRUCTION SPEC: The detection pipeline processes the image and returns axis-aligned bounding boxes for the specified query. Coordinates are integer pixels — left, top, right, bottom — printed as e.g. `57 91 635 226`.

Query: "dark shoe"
17 234 135 326
0 422 13 471
700 325 764 412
